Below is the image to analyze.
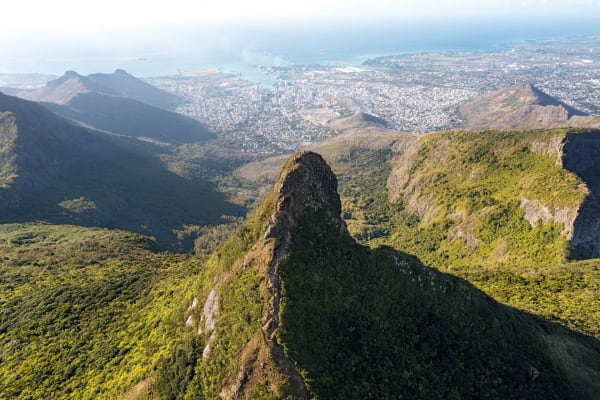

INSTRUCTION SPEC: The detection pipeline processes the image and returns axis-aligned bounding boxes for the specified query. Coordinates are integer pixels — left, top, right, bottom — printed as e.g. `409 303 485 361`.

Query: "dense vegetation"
2 124 600 399
336 130 600 338
277 205 595 399
156 194 282 399
0 223 205 399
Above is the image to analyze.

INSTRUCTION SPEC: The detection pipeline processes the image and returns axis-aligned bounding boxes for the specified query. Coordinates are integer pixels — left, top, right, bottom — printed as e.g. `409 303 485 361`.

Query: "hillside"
87 69 184 110
375 128 600 336
385 128 600 263
16 71 212 144
0 91 242 248
43 92 214 144
173 151 600 399
328 111 389 132
0 223 206 399
459 84 598 130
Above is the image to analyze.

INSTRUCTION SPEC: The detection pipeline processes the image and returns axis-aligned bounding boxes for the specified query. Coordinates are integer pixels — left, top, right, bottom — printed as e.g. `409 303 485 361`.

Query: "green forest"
1 128 600 399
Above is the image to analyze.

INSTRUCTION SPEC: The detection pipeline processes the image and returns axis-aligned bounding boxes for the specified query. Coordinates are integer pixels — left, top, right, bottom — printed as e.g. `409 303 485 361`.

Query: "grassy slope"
0 223 206 399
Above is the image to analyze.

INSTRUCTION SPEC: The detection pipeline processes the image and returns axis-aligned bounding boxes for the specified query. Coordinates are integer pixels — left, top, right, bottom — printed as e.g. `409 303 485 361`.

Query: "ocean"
4 15 600 82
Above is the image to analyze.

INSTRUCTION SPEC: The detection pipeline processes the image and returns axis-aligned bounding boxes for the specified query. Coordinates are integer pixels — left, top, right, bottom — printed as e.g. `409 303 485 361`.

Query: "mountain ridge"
15 70 211 144
0 91 242 247
18 70 115 104
179 151 600 399
87 69 184 110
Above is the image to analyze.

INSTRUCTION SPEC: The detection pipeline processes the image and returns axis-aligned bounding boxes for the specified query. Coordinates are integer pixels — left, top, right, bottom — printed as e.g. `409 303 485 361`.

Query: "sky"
4 0 600 33
2 0 600 76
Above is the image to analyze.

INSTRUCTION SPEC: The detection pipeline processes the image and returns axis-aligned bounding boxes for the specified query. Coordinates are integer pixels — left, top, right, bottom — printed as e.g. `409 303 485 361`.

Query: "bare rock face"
570 199 600 258
265 151 346 241
561 131 600 258
276 151 342 218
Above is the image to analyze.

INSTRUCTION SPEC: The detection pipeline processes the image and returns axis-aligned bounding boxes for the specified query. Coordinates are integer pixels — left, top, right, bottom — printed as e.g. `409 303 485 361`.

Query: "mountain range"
1 76 600 399
17 69 183 109
16 70 213 144
0 91 242 247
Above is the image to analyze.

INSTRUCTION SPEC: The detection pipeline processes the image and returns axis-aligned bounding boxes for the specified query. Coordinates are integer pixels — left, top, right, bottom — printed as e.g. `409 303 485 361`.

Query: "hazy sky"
4 0 600 34
3 0 600 75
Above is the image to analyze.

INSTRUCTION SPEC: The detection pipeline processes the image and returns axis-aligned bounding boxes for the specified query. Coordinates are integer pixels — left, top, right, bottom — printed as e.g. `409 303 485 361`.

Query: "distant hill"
16 70 212 144
18 70 116 104
0 91 242 247
236 111 409 181
42 92 214 144
18 69 183 110
459 83 597 130
328 111 388 131
88 69 184 110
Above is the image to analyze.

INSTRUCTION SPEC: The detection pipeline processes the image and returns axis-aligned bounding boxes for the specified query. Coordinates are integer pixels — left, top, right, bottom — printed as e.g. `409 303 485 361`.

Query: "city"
149 36 600 156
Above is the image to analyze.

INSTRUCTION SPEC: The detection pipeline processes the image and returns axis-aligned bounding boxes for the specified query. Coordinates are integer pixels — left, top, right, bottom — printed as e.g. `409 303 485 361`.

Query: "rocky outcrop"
203 152 343 400
265 151 345 241
519 198 579 236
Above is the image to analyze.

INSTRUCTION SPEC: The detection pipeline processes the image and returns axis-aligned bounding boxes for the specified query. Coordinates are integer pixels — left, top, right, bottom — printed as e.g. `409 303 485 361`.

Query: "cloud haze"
4 0 600 34
2 0 599 75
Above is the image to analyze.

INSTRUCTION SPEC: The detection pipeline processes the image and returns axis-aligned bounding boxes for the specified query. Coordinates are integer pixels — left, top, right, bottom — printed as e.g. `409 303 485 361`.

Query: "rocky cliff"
561 131 600 258
386 128 600 263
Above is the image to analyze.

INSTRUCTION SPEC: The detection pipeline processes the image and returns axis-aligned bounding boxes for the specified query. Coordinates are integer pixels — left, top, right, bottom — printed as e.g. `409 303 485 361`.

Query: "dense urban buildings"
121 37 600 155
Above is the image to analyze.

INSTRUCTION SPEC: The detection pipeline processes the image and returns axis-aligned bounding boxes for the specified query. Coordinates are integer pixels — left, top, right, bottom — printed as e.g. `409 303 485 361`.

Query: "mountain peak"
277 151 341 215
20 70 115 104
265 151 345 239
63 70 80 78
460 83 586 129
49 70 89 86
